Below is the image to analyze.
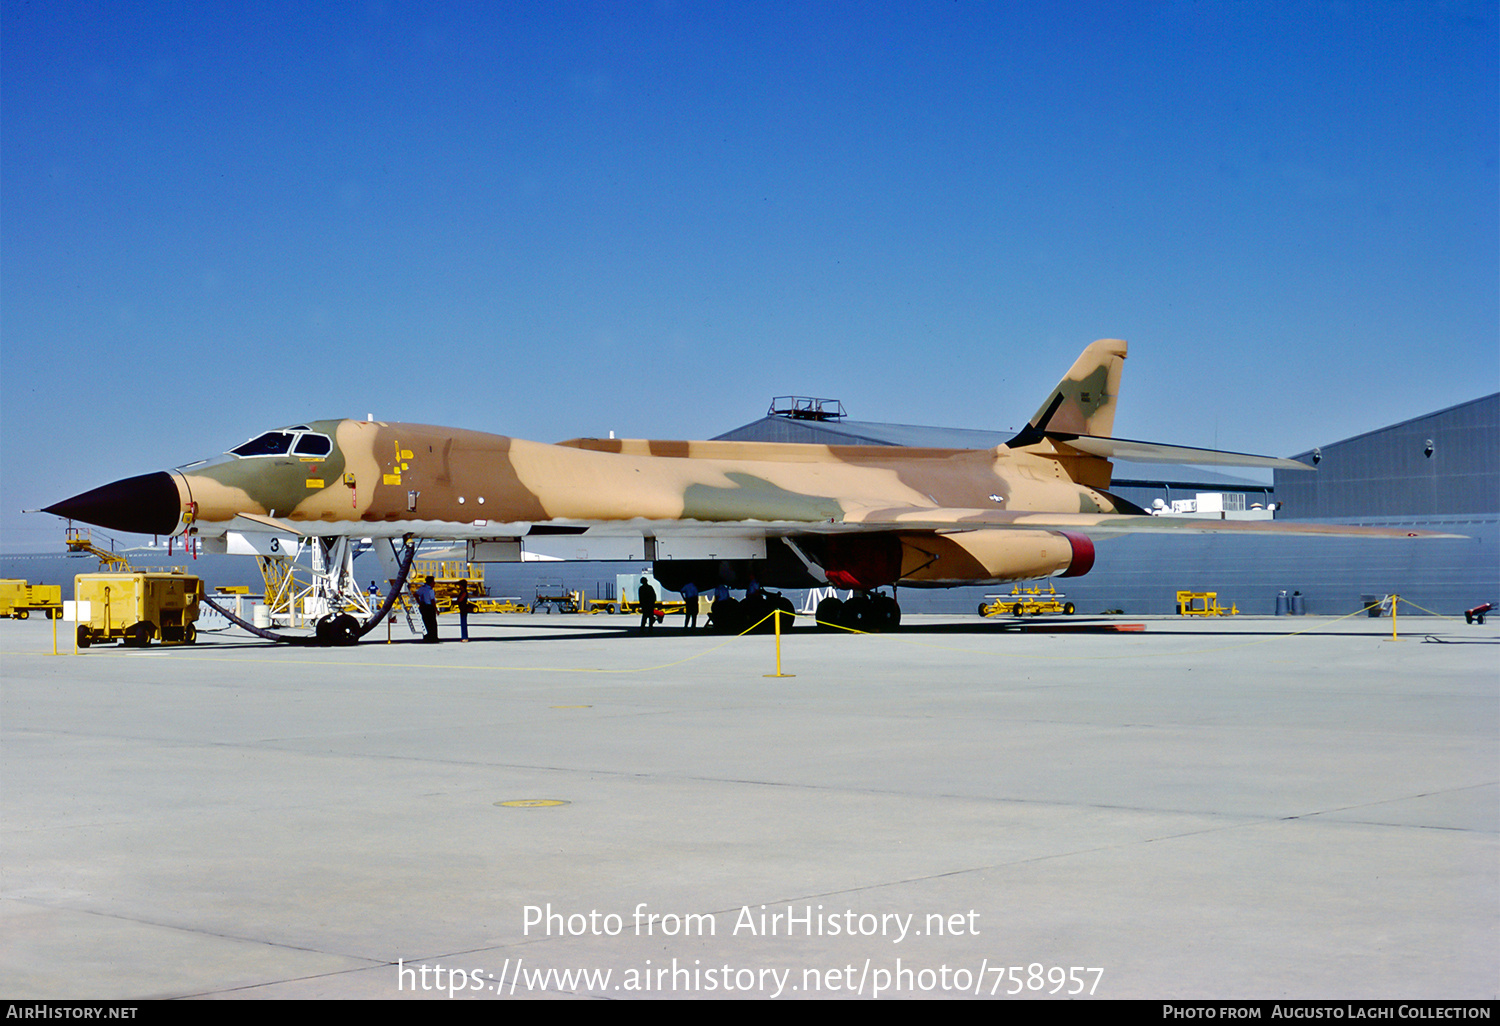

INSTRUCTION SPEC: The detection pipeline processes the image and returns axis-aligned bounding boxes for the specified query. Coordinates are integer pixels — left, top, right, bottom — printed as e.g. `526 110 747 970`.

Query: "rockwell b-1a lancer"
43 339 1442 642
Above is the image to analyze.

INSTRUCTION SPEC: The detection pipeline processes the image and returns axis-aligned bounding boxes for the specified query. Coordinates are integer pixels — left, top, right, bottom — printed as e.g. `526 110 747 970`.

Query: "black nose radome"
44 471 182 536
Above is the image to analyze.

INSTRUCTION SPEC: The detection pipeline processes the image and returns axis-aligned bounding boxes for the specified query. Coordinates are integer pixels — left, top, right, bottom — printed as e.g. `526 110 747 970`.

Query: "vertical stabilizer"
1022 338 1127 440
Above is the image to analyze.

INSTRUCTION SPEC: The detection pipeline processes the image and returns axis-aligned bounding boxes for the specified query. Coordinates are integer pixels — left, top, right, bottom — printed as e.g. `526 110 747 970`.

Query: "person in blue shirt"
416 576 439 643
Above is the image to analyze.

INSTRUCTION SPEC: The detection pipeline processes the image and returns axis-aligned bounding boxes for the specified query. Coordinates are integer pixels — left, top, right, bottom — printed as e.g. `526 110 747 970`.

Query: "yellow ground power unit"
74 571 203 648
0 580 63 620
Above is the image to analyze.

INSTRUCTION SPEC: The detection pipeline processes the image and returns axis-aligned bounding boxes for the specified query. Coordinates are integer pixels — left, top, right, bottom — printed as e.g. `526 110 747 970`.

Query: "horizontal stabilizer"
1047 433 1313 471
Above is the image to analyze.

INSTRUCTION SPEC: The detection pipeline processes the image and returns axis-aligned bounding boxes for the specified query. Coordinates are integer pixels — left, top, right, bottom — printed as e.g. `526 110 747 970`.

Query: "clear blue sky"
3 1 1495 552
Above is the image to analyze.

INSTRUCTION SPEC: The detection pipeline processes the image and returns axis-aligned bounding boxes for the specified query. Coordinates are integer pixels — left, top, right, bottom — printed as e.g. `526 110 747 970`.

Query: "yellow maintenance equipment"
471 596 530 614
403 558 489 612
531 580 582 614
0 580 63 620
978 583 1075 617
573 588 621 612
64 527 132 571
256 554 307 624
1176 591 1238 616
74 571 203 648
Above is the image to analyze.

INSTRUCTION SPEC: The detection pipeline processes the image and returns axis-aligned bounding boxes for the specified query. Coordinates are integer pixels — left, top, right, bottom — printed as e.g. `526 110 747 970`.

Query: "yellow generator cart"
1175 590 1238 616
0 580 63 620
74 572 203 648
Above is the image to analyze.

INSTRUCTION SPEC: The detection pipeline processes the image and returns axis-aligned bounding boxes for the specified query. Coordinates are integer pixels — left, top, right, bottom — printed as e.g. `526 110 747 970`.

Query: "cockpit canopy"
229 426 333 459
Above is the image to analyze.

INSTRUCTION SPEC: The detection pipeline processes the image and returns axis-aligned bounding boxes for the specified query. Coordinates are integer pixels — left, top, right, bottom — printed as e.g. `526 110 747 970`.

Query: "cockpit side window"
292 433 332 457
230 432 296 458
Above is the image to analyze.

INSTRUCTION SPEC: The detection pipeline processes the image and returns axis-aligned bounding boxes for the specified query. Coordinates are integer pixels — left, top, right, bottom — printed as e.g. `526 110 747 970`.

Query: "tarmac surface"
2 611 1496 1000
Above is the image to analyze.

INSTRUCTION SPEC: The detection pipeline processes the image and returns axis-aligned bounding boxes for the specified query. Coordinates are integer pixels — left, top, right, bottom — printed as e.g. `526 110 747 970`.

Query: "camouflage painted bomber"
170 414 1137 537
48 339 1448 591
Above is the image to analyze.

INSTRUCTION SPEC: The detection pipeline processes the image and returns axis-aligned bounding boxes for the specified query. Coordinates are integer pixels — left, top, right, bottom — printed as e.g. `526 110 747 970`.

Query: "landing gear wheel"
816 597 844 631
708 597 740 633
740 592 774 633
842 594 873 632
879 594 901 629
316 613 361 646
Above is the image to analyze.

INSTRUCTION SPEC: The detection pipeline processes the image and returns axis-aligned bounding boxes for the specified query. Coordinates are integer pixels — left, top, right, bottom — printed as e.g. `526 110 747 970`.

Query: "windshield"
292 433 332 457
229 429 333 459
230 432 296 458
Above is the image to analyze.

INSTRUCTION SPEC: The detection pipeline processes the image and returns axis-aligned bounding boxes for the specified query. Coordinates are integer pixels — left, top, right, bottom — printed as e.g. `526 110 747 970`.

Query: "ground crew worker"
680 581 698 630
416 576 439 643
638 578 657 633
457 579 471 642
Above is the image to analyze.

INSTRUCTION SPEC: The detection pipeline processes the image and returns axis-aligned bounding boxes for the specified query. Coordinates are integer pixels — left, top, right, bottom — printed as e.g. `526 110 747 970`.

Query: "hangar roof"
1276 393 1498 519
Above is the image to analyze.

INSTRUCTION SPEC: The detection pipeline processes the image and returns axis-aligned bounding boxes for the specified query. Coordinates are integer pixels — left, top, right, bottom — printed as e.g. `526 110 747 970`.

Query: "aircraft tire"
842 594 872 632
709 597 740 633
815 597 843 631
741 592 774 633
316 613 361 647
331 613 360 644
867 594 894 631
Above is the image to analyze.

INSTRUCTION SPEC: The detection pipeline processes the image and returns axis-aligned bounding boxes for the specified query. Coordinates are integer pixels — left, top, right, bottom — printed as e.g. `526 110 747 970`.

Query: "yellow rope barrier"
792 601 1424 662
38 599 1472 675
1390 596 1468 623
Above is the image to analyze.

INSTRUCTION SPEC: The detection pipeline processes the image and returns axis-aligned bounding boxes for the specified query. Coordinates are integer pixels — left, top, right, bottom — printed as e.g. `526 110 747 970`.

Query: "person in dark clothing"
638 578 657 633
416 576 439 643
457 579 471 642
680 581 698 630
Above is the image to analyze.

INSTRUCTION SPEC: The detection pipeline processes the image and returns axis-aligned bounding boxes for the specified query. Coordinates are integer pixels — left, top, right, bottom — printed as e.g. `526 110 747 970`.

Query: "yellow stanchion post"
52 608 58 656
1391 594 1398 642
763 609 795 678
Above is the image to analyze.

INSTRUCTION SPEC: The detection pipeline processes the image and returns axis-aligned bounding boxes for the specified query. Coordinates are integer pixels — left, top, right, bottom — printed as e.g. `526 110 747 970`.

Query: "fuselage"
150 419 1127 539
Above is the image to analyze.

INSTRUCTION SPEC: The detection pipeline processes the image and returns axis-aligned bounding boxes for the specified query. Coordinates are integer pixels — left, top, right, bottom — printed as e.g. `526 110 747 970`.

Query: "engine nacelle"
897 530 1093 586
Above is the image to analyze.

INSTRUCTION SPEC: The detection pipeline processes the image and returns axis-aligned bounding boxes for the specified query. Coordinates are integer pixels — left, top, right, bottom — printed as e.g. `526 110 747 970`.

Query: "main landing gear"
707 590 796 634
814 590 901 632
